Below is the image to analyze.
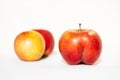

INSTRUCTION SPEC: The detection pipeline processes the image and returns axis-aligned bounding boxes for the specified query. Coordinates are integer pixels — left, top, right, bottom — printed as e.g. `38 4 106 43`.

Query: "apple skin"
59 29 102 65
34 29 54 57
14 31 45 61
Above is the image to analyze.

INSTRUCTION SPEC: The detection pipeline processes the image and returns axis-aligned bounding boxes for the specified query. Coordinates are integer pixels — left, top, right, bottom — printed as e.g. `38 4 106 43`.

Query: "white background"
0 0 120 80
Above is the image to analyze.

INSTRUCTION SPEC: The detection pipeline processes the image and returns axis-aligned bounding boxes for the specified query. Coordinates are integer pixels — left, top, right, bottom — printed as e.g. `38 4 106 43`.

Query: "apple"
34 29 54 57
14 30 45 61
59 24 102 65
14 29 54 61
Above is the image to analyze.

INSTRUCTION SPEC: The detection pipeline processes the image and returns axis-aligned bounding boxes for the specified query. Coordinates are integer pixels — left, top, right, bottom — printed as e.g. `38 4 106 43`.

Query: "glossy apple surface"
59 26 102 65
14 30 45 61
35 29 54 57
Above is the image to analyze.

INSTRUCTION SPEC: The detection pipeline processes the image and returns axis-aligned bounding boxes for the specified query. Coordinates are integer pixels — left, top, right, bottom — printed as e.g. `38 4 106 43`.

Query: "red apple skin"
34 29 54 57
59 29 102 65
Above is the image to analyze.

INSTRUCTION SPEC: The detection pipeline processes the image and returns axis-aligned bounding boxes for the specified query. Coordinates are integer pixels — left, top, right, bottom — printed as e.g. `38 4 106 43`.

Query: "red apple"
34 29 54 57
59 24 102 65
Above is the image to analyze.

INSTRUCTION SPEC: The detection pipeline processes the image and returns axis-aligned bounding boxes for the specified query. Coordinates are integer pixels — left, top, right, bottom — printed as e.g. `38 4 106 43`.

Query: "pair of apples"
14 24 102 65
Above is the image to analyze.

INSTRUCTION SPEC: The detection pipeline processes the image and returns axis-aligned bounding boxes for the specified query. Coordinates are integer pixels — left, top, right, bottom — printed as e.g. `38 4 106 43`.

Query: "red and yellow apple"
14 29 54 61
14 30 45 61
59 24 102 65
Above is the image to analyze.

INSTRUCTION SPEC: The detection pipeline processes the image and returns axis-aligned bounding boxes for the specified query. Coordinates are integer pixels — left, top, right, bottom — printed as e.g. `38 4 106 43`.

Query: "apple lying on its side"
14 29 54 61
34 29 54 57
14 31 45 61
59 24 102 65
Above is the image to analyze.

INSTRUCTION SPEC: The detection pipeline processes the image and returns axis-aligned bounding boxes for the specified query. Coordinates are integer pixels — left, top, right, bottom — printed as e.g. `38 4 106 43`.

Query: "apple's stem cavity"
79 23 81 31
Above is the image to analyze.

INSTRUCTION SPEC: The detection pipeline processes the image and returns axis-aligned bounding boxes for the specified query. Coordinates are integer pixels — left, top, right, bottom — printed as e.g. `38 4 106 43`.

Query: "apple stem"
79 23 81 30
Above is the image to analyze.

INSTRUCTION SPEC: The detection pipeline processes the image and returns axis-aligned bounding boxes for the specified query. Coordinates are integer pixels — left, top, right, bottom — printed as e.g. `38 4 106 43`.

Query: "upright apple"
34 29 54 57
14 30 45 61
59 24 102 65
